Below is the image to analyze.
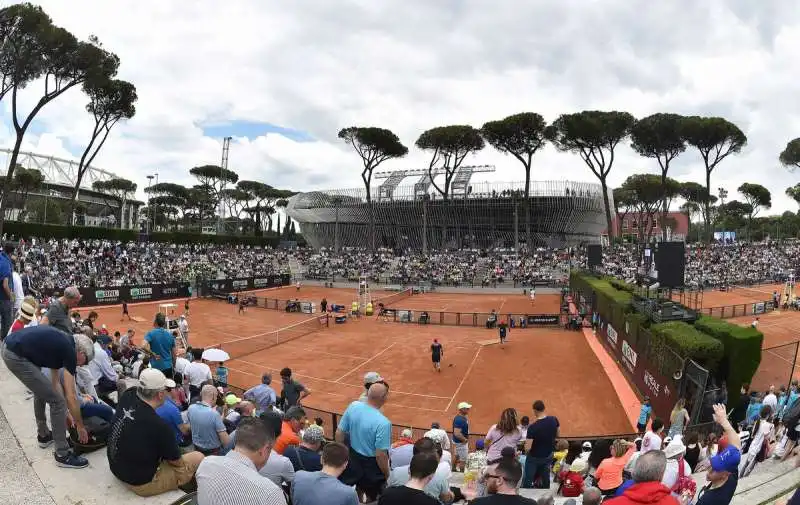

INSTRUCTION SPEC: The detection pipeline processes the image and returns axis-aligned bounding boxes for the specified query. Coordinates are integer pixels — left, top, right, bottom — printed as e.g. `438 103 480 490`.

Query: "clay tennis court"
674 283 779 310
87 288 631 439
729 308 800 391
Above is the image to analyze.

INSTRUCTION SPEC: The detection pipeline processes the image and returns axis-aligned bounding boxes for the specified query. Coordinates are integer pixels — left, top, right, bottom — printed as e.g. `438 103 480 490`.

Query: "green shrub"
650 321 724 372
694 316 763 403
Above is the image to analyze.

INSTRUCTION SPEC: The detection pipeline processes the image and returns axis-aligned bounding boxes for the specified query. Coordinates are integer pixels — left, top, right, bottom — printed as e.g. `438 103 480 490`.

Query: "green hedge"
2 222 283 246
694 316 763 404
651 321 724 371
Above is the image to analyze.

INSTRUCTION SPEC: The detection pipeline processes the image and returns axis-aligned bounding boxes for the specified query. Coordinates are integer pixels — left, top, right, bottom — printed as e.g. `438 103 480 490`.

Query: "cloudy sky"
2 0 800 214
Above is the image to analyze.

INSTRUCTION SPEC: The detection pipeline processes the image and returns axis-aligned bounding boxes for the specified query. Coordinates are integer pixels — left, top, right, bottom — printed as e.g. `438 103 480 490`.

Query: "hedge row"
694 316 764 404
570 270 762 398
2 222 285 247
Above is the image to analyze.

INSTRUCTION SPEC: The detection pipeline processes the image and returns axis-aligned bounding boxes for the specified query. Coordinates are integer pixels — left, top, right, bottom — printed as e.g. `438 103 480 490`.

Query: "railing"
300 273 567 290
381 309 566 328
699 300 774 319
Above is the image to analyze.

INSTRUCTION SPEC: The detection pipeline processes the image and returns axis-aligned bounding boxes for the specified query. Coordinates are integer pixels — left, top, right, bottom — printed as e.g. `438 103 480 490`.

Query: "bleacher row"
0 358 798 505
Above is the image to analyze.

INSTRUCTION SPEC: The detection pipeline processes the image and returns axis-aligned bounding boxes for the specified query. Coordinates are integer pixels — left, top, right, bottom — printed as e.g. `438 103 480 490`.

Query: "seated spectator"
606 450 676 505
471 457 530 504
88 333 119 407
387 438 453 503
285 424 324 472
661 439 693 494
582 487 603 505
390 428 415 469
244 372 278 413
156 379 191 446
595 439 636 496
187 384 231 455
274 406 307 454
559 458 587 498
292 442 358 505
465 438 489 484
196 416 287 505
107 368 204 496
379 452 440 505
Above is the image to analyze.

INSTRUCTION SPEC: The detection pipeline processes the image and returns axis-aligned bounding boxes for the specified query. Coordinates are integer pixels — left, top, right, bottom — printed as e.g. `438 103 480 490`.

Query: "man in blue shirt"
292 442 359 505
335 382 392 502
187 384 230 455
155 379 190 445
1 326 95 469
0 242 15 338
243 373 278 414
637 396 652 433
452 401 471 471
144 312 176 378
523 399 560 489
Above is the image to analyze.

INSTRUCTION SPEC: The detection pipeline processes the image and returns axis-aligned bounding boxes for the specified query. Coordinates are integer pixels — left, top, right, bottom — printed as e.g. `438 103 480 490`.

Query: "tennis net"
217 314 330 359
374 288 414 307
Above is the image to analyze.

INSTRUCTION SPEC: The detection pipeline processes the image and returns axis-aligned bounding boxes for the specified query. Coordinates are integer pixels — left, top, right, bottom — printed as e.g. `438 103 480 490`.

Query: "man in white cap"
452 401 471 471
107 368 204 496
359 371 384 402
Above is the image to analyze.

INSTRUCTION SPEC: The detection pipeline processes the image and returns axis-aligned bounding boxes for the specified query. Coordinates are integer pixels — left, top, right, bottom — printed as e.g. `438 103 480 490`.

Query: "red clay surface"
675 283 780 310
87 288 631 439
729 308 800 391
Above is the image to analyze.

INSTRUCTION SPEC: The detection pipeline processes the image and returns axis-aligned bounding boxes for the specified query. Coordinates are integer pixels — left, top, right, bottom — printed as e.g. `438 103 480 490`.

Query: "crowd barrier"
41 282 192 307
382 309 565 327
302 273 566 290
699 300 775 319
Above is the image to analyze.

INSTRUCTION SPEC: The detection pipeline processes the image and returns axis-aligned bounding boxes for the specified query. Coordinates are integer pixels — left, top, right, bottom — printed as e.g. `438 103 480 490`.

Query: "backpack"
671 457 697 498
68 416 111 455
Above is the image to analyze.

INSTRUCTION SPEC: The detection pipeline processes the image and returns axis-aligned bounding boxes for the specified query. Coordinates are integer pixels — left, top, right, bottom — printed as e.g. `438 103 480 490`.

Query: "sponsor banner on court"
607 323 619 348
526 315 561 326
42 283 192 307
203 275 291 294
752 302 765 315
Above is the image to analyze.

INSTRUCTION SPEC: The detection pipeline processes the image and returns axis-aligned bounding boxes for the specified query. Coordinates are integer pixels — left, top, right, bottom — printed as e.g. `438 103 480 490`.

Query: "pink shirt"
485 424 523 461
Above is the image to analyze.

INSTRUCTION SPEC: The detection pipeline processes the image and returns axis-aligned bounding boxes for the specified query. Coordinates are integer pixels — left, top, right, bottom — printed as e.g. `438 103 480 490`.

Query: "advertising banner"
526 315 561 326
70 283 192 307
204 275 292 295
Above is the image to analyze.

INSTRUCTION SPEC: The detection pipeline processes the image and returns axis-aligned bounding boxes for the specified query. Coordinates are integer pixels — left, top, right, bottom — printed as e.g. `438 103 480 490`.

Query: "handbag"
671 457 697 498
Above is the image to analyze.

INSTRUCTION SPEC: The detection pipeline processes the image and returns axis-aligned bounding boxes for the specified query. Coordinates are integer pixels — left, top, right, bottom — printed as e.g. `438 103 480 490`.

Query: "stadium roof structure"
0 148 117 190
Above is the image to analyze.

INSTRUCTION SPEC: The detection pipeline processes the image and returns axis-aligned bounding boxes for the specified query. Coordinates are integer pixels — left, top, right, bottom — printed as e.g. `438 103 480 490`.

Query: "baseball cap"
165 378 177 389
98 334 112 345
302 424 325 444
458 401 472 410
364 371 383 385
139 368 168 390
475 439 485 450
710 446 741 473
225 394 242 406
582 441 592 450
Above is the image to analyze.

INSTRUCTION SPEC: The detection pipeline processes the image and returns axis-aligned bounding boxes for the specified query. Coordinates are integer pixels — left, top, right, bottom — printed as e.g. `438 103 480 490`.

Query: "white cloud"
1 0 800 213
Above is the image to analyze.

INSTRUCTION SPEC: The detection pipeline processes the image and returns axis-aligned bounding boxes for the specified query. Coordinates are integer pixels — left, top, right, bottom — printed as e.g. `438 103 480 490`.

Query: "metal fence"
381 309 566 328
749 341 800 393
698 300 774 319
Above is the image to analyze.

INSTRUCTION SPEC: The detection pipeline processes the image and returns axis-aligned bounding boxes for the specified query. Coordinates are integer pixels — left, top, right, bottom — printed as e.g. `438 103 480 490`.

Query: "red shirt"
9 320 25 334
559 471 585 497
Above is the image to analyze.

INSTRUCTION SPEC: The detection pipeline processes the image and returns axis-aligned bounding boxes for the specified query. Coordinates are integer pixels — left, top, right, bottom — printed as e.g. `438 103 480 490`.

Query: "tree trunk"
600 177 614 244
661 171 668 242
705 170 712 243
525 168 531 249
0 137 24 237
68 182 81 227
367 194 375 252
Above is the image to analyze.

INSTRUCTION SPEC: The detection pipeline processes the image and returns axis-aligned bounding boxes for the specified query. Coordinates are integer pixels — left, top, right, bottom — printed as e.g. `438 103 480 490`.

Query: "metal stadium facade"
286 171 610 251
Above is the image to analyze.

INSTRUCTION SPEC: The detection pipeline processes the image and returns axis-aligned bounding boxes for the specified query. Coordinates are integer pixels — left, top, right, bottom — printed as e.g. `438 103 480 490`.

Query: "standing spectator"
11 260 23 315
668 399 689 438
731 385 751 428
184 348 212 400
606 451 676 505
41 286 82 335
336 382 392 503
471 457 532 505
763 385 778 416
0 242 14 337
285 424 324 472
280 367 310 408
359 371 384 401
144 313 176 377
379 452 441 505
523 400 560 489
292 442 358 505
694 404 742 505
244 373 278 413
188 384 231 455
739 405 773 477
641 419 665 454
274 406 307 454
485 408 523 462
453 401 472 471
107 369 205 496
637 397 652 433
1 326 93 468
683 432 701 472
196 416 286 505
178 315 190 344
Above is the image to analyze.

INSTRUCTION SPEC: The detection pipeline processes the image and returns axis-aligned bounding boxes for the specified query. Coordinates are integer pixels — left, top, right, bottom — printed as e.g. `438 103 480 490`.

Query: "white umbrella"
202 348 230 362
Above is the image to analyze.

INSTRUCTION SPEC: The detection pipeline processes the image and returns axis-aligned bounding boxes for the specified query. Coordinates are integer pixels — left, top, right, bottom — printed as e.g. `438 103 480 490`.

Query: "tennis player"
431 339 443 372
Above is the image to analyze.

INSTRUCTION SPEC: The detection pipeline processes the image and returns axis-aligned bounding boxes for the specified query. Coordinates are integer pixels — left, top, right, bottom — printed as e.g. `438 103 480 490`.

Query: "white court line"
497 297 507 314
226 367 445 412
444 347 483 412
764 349 797 366
336 343 397 382
304 348 370 360
232 358 451 399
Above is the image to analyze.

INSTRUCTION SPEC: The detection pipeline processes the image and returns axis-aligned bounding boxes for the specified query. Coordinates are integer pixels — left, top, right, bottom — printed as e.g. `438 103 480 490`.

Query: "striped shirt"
196 450 287 505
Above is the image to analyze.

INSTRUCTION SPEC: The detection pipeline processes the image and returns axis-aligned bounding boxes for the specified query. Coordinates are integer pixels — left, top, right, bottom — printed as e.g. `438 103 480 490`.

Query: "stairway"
288 256 303 278
472 257 492 286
